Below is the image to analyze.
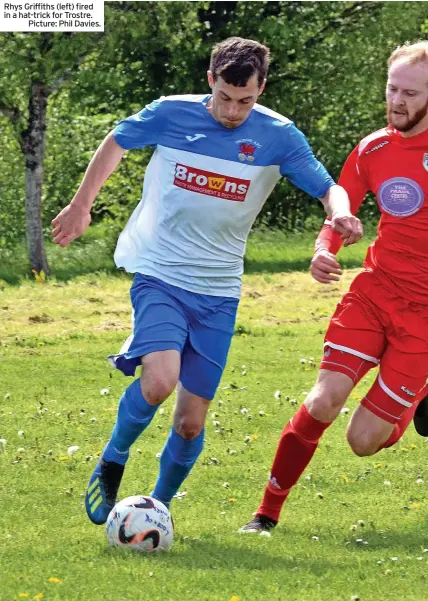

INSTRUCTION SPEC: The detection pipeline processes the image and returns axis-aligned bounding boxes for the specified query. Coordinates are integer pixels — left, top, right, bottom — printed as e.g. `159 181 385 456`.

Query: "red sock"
379 401 419 450
256 404 331 522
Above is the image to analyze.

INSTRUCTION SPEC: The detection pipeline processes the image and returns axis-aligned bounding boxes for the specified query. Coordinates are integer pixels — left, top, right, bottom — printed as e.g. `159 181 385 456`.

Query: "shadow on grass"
1 255 366 285
99 525 428 579
0 227 372 285
244 256 365 275
101 536 340 574
0 262 122 286
345 527 428 552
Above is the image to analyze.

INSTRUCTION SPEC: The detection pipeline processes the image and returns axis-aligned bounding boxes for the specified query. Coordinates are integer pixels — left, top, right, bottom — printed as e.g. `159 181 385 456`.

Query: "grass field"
1 230 428 601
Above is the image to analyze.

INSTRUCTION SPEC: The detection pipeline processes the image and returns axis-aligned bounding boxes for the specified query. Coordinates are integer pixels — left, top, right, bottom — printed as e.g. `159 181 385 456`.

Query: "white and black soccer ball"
106 495 174 552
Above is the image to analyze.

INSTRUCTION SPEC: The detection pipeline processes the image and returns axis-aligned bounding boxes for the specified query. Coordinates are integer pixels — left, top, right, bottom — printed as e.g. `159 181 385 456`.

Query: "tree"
0 1 205 274
0 31 103 274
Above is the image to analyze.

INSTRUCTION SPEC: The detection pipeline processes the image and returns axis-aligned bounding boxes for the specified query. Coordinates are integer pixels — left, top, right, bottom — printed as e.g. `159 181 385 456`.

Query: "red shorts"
321 270 428 424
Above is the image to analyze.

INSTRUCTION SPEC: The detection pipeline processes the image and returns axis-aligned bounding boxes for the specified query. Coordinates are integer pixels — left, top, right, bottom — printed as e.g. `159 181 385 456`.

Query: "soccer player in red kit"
239 41 428 534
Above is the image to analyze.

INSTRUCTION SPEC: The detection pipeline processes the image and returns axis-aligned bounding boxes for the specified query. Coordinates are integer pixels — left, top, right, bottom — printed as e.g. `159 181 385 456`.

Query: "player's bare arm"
311 185 362 283
51 132 126 247
320 184 363 247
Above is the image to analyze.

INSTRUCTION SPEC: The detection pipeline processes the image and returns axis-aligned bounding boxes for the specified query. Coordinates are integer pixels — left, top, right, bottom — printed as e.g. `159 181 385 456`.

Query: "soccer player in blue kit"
52 37 362 526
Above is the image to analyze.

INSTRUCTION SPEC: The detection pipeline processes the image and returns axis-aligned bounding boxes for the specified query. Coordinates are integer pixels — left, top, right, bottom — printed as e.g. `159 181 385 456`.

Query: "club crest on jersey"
423 153 428 172
238 142 256 162
174 164 250 202
236 138 261 162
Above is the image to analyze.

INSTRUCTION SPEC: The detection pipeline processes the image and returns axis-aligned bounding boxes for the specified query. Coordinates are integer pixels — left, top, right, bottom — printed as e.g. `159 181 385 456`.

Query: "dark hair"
210 37 270 88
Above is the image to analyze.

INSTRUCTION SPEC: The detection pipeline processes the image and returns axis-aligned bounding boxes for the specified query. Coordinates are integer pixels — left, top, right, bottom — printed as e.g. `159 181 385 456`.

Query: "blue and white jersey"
113 94 334 298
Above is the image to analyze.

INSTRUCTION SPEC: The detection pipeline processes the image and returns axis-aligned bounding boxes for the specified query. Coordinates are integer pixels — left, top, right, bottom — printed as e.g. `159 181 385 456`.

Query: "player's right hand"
310 249 342 283
331 214 363 247
51 204 92 247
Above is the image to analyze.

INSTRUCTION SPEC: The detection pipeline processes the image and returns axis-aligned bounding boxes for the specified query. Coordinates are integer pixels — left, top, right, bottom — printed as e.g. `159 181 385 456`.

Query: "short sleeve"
113 98 166 150
279 124 335 198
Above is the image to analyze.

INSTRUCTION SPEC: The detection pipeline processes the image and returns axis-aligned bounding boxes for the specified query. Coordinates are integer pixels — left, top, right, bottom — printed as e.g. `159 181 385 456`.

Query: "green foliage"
0 116 25 246
1 1 428 250
43 97 150 235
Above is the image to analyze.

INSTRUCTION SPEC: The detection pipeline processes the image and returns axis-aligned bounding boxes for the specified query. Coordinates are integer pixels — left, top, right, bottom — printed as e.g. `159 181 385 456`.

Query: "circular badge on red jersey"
378 177 424 217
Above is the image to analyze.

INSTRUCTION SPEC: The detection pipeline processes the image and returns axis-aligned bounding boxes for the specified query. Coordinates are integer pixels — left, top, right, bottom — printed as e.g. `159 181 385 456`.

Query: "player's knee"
305 384 346 422
142 372 177 405
346 429 378 457
174 415 204 440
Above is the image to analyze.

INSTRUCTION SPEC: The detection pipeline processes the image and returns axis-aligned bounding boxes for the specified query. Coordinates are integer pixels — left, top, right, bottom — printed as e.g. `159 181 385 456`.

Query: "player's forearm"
70 132 126 211
314 223 343 256
319 184 351 219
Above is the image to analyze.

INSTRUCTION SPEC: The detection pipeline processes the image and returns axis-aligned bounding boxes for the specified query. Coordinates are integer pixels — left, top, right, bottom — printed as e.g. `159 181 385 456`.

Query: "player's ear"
207 70 214 89
258 79 266 96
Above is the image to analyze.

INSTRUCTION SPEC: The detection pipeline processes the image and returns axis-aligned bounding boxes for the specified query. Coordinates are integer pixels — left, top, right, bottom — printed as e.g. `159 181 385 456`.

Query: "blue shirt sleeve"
280 124 335 198
113 98 166 150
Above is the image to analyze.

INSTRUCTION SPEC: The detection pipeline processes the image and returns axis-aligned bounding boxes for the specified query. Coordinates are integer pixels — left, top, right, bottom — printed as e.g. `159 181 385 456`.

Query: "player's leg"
347 343 428 456
151 291 239 510
103 350 180 465
239 272 385 534
151 384 209 508
86 275 188 525
86 351 181 525
238 367 355 534
346 401 418 456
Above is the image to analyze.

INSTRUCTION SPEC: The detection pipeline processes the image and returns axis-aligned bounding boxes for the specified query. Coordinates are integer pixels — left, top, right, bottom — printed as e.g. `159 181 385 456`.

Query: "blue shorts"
108 274 239 400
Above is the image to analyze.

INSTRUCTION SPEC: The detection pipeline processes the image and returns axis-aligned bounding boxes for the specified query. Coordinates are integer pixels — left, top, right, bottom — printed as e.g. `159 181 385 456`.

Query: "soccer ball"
106 495 174 552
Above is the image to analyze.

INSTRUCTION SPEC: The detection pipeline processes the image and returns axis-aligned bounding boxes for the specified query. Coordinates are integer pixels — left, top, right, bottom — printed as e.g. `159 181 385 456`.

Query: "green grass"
1 233 427 601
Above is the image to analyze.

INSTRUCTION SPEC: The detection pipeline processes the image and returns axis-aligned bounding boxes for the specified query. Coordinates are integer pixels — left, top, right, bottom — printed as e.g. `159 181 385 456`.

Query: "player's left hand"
331 214 363 247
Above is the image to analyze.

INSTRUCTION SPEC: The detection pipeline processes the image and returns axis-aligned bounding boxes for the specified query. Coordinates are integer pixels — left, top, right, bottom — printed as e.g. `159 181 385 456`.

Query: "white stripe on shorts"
378 373 412 408
324 341 379 364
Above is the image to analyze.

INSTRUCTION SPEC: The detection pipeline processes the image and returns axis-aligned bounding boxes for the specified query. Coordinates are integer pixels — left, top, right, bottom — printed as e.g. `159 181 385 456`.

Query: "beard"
387 98 428 132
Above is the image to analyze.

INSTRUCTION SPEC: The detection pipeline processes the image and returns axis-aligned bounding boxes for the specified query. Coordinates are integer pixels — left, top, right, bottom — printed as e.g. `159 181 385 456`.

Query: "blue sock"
103 379 158 465
151 427 205 508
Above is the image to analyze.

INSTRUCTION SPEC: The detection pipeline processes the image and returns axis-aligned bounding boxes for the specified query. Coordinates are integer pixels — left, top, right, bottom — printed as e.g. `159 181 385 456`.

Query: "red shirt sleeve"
315 145 370 256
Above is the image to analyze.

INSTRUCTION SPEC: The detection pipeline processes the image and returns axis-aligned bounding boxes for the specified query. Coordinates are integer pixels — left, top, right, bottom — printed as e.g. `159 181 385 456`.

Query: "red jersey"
318 126 428 304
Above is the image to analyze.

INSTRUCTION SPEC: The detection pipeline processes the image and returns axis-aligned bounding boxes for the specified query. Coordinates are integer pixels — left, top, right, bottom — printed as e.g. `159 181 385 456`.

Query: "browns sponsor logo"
174 164 250 202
